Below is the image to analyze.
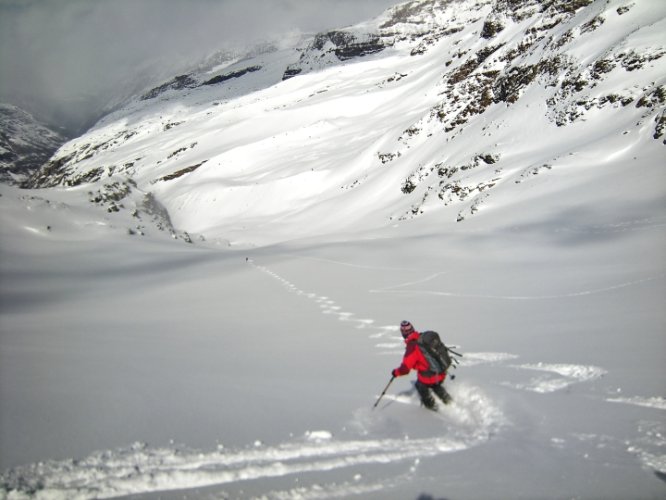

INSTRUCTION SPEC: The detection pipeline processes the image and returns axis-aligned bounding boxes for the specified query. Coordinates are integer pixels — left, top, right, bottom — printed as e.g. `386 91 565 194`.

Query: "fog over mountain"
0 0 398 134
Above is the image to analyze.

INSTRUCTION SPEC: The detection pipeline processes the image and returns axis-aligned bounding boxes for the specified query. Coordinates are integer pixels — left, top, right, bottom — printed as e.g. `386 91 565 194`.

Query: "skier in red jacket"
392 320 452 410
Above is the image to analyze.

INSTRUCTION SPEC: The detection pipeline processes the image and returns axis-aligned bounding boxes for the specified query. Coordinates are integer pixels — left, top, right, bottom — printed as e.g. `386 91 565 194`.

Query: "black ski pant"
415 380 451 409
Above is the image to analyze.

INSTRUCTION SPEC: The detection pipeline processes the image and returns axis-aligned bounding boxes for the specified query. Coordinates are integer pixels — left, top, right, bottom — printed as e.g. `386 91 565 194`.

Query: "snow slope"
1 0 665 498
1 179 664 499
21 0 666 246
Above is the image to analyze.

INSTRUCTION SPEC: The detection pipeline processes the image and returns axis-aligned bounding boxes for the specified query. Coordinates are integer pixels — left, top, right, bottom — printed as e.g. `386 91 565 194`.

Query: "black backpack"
417 330 456 376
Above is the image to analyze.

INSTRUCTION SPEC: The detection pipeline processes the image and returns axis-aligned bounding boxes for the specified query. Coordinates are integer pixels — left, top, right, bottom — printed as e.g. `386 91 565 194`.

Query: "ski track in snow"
370 273 666 301
251 262 662 406
283 253 420 272
249 255 661 407
0 384 503 499
554 217 666 236
0 437 471 499
501 363 608 394
3 262 662 498
252 261 666 409
251 262 381 331
606 396 666 411
550 418 666 481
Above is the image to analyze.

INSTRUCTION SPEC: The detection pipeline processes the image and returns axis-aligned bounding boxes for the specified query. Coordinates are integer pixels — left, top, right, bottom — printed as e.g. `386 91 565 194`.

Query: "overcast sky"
0 0 400 133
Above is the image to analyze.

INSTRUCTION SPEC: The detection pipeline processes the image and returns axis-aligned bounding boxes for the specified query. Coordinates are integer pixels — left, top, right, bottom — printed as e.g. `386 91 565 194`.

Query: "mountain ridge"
19 0 666 246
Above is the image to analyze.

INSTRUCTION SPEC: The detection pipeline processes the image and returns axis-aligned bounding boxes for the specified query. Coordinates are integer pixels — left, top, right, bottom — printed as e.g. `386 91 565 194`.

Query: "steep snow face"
23 0 666 246
0 104 68 184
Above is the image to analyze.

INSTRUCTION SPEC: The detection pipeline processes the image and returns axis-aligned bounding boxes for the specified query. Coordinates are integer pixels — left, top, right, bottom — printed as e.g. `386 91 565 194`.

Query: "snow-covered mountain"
1 1 665 498
0 104 68 184
20 0 666 246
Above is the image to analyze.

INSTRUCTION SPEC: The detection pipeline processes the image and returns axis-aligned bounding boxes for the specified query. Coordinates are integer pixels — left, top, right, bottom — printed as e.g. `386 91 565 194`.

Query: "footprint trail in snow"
252 260 666 481
0 384 503 499
3 262 663 498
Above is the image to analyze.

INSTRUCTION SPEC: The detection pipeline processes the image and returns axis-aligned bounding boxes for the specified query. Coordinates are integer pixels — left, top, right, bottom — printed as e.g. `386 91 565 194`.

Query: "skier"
392 320 452 410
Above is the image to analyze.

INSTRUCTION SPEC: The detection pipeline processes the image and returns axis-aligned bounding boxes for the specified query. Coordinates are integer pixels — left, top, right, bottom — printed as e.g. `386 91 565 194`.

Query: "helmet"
400 320 415 337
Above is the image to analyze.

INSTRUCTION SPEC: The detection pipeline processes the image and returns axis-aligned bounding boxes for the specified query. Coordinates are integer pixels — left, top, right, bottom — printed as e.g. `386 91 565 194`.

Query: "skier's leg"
415 380 437 410
432 382 452 404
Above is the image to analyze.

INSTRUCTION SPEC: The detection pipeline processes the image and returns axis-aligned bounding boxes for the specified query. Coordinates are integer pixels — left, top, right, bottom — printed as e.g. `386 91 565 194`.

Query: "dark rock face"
141 66 264 98
282 67 303 80
312 31 385 61
283 30 386 80
335 35 385 61
141 75 199 100
202 66 262 86
0 104 68 184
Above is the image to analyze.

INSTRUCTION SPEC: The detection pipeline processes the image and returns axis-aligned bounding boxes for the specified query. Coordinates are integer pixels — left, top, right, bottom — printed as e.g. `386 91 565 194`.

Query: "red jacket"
393 331 446 384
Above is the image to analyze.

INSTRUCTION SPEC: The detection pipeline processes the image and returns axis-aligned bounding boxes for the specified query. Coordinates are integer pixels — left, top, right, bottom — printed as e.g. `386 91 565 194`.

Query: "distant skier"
392 320 452 410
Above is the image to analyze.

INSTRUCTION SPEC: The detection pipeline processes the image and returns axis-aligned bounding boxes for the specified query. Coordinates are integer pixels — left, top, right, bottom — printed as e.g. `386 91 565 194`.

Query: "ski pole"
373 376 395 409
447 347 463 358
